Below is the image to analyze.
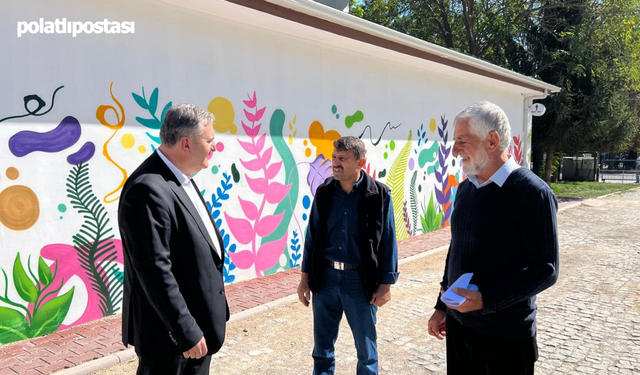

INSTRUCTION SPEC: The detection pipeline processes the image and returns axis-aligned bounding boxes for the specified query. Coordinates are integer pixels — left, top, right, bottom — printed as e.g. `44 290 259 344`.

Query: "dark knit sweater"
435 168 559 339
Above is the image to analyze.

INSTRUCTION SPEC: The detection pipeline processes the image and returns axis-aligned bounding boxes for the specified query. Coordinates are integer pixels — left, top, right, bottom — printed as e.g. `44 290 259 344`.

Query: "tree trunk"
532 144 543 177
544 144 556 184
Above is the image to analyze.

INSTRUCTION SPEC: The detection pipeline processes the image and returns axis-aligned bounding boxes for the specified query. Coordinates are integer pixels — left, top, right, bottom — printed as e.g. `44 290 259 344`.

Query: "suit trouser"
445 315 538 375
312 267 378 375
137 353 211 375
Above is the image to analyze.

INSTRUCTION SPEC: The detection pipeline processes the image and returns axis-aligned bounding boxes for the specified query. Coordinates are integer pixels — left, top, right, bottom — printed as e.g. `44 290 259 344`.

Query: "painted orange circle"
6 167 19 180
0 185 40 230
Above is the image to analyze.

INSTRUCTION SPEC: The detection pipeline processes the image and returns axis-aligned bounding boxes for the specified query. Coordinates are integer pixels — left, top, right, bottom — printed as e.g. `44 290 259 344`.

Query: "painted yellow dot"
303 139 308 146
305 148 312 158
288 135 293 145
429 118 437 132
6 167 19 180
121 133 135 149
138 145 147 153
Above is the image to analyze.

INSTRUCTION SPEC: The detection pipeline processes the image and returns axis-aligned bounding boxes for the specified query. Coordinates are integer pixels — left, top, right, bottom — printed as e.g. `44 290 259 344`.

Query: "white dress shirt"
157 149 221 258
468 156 521 189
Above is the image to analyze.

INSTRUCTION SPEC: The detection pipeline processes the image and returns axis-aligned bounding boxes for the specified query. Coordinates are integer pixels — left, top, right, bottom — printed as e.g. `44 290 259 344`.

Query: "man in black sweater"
428 101 559 374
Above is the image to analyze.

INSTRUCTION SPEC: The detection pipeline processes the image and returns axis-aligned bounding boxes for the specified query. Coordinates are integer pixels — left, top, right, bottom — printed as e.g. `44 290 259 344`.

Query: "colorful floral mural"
0 82 526 345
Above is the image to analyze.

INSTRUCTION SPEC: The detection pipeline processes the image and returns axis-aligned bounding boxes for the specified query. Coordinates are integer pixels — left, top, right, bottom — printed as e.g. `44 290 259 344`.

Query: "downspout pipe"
521 90 550 169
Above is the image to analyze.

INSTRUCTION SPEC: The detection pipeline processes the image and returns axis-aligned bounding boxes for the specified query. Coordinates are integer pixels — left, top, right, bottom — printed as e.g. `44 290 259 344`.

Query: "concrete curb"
557 201 583 213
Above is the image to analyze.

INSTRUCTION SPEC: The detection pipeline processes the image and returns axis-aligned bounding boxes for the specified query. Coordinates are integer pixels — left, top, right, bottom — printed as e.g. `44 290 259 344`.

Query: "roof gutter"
261 0 562 94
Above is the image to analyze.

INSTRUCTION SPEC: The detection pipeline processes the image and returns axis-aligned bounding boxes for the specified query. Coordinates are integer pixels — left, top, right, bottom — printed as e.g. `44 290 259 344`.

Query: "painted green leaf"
231 163 240 183
161 101 173 124
149 88 159 115
0 307 29 344
38 256 53 287
29 287 75 338
132 92 148 109
136 116 161 129
386 131 412 240
13 255 37 303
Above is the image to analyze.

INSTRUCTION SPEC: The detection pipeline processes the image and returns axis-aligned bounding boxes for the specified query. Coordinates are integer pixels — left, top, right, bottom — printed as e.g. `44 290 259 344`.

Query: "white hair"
454 101 511 151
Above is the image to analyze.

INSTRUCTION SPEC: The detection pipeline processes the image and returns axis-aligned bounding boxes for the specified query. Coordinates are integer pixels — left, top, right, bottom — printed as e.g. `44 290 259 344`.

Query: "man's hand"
428 309 447 340
183 337 207 359
298 273 311 307
370 284 391 307
446 288 483 313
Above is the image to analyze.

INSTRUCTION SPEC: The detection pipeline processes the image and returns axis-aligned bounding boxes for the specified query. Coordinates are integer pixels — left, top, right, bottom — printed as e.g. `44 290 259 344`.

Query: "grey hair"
454 101 511 151
333 136 366 160
159 104 214 147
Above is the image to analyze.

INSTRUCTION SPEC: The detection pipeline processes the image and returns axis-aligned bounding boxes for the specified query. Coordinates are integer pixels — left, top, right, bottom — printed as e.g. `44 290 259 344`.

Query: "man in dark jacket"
297 136 399 375
428 101 559 375
119 104 229 375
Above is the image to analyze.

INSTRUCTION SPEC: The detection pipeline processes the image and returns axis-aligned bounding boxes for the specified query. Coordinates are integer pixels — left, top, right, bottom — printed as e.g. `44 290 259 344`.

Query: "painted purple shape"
67 141 96 164
9 115 81 157
408 158 415 171
307 155 333 196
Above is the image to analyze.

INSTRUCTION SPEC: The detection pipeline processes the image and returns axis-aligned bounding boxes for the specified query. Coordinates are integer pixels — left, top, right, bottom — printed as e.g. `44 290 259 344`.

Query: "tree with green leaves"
351 0 640 182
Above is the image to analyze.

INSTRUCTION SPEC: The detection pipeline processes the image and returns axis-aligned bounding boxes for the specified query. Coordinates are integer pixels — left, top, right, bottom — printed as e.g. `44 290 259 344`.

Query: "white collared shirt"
468 156 521 189
157 150 221 258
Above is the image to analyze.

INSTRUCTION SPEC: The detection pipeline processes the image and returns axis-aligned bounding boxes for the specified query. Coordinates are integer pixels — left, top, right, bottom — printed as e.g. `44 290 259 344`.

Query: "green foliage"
0 254 74 344
420 192 443 234
12 256 37 303
29 287 75 338
66 162 123 317
352 0 640 180
550 181 639 198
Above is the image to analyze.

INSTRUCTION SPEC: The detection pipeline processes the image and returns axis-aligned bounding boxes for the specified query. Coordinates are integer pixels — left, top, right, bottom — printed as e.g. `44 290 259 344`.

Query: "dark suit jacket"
118 151 229 356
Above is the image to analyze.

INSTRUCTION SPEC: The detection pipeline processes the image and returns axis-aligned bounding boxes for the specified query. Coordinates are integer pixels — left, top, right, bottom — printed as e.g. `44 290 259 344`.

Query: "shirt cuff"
378 271 399 285
301 261 310 274
434 297 447 312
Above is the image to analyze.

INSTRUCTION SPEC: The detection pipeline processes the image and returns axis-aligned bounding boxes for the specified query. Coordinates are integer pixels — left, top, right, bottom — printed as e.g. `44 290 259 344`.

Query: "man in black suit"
118 104 229 375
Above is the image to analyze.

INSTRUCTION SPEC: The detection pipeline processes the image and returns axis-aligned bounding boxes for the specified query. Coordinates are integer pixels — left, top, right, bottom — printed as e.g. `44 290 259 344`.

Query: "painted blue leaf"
223 234 230 247
213 201 222 208
216 219 222 227
229 244 236 253
291 238 299 245
229 264 236 271
132 92 148 109
220 193 229 200
212 210 220 219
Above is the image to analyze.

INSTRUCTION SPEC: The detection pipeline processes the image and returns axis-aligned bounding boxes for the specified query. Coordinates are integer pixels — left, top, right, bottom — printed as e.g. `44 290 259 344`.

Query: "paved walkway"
91 190 640 375
0 196 605 375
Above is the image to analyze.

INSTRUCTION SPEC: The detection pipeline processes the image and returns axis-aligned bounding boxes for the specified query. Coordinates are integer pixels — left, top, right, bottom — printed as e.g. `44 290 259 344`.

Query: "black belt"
325 259 358 270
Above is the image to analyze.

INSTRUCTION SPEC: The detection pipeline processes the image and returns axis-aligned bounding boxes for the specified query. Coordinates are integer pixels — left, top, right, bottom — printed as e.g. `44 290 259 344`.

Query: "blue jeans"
312 267 378 375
